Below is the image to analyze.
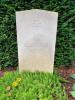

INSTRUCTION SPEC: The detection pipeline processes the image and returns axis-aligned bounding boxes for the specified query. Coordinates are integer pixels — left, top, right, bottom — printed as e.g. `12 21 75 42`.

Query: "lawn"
0 71 68 100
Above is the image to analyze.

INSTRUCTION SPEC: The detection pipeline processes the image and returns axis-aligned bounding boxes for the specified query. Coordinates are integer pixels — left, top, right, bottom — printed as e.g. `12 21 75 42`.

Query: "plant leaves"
59 77 69 83
70 91 75 98
72 84 75 91
70 74 75 79
6 86 11 91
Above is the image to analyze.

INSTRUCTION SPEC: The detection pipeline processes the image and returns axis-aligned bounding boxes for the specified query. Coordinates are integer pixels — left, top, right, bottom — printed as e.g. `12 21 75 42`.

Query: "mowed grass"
0 71 68 100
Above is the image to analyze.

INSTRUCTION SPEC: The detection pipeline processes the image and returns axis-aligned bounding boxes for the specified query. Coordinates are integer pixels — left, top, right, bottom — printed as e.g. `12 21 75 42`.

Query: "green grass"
0 71 68 100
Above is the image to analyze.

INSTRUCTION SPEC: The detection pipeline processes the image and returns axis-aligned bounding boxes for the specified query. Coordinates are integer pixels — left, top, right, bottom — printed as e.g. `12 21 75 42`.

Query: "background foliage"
0 0 75 68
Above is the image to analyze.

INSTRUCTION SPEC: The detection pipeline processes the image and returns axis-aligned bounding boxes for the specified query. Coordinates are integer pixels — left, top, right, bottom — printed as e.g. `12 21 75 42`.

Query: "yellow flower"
12 78 22 87
16 78 22 82
12 81 18 87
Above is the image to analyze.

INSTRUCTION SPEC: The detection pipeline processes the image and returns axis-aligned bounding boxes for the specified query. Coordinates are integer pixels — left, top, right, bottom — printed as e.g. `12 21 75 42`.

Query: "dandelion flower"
12 81 18 87
16 78 21 82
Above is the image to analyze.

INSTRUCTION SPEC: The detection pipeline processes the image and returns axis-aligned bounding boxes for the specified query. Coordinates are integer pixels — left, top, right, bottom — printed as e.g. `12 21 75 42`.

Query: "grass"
0 71 68 100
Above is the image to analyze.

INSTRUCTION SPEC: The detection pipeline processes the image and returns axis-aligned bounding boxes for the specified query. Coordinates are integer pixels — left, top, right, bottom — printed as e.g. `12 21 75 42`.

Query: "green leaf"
70 91 75 98
72 84 75 90
59 77 69 83
70 74 75 79
0 86 4 91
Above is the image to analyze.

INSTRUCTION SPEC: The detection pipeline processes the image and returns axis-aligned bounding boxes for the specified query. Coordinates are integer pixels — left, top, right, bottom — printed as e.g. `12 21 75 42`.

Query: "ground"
56 67 75 100
0 67 75 100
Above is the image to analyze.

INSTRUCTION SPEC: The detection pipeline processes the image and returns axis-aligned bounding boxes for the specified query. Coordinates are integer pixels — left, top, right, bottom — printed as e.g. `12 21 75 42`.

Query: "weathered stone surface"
16 9 58 73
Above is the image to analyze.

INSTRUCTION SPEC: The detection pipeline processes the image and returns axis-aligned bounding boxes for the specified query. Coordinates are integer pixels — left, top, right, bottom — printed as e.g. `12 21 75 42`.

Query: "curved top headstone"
16 9 58 73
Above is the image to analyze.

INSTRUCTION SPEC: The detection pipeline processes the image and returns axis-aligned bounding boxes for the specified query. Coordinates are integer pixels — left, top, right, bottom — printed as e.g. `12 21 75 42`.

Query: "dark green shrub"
0 0 75 68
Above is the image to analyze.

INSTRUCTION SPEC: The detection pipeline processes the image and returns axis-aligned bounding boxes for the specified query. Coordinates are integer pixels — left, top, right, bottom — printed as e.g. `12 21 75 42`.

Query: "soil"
0 67 75 100
57 67 75 100
0 67 16 77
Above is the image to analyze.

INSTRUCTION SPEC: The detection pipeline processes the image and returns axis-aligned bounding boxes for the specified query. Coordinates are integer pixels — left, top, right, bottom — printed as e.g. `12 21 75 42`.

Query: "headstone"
16 9 58 73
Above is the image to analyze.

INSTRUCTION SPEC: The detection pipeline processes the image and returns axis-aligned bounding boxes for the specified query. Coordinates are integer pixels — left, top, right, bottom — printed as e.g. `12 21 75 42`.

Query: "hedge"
0 0 75 69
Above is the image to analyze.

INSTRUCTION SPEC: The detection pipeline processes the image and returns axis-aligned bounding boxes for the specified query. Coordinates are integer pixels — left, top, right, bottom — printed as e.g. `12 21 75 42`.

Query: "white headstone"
16 9 58 73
